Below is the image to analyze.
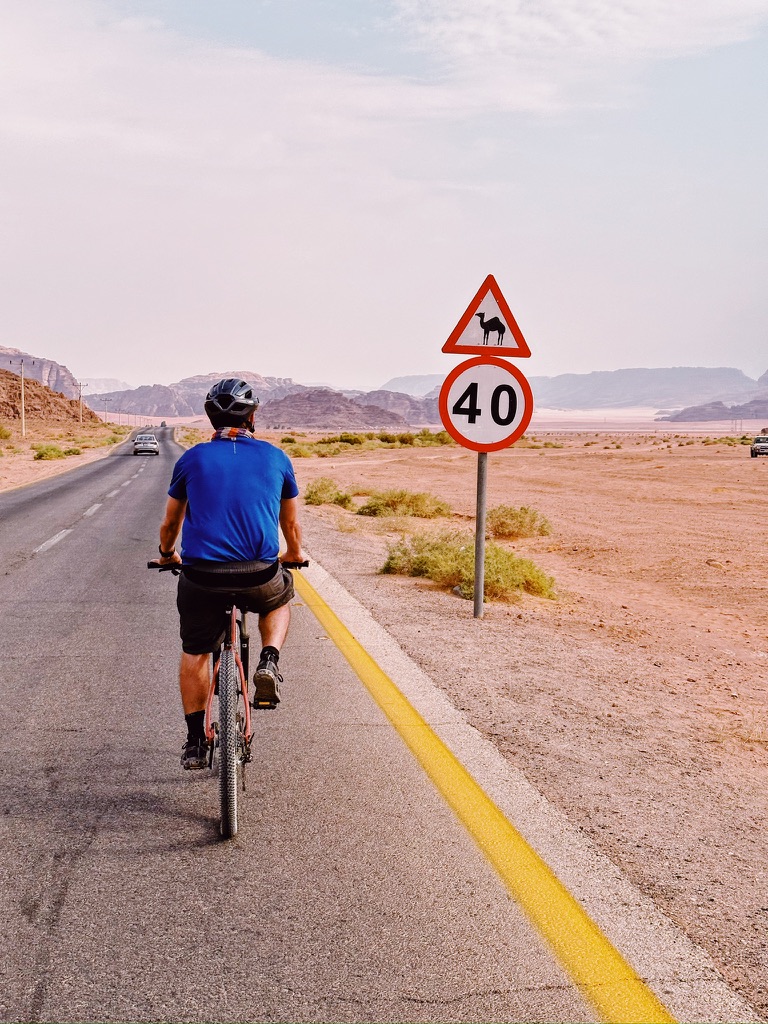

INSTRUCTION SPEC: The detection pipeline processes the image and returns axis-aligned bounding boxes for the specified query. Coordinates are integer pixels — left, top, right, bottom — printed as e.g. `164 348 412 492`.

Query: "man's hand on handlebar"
280 551 309 570
147 550 183 572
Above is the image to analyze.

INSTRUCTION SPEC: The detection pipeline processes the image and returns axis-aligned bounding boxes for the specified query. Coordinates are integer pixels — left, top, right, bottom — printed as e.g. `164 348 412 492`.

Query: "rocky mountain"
81 377 134 394
379 374 446 396
0 346 80 399
660 397 768 422
86 371 306 419
352 389 439 425
0 368 99 423
531 367 760 409
260 389 408 430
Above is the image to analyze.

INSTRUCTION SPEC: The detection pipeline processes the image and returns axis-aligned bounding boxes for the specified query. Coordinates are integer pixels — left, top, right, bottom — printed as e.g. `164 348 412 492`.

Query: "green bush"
357 489 451 518
303 477 354 509
382 530 555 601
63 447 82 456
0 425 11 440
33 444 66 461
281 436 296 444
486 504 551 539
415 428 453 446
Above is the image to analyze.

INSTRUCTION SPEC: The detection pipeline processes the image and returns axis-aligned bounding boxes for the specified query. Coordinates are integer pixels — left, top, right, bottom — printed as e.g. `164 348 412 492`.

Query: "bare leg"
179 652 210 714
258 603 291 651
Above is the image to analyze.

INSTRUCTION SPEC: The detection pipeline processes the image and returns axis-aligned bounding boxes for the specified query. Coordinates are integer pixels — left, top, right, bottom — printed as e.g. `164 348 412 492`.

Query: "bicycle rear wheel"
218 645 239 838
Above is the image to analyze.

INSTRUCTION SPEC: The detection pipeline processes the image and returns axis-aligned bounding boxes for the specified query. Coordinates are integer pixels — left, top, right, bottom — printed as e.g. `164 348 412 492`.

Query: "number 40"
452 382 518 426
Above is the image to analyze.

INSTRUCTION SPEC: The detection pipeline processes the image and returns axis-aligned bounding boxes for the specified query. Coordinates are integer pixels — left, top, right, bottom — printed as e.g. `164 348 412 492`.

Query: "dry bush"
487 504 551 539
381 530 555 601
357 489 451 518
303 477 354 509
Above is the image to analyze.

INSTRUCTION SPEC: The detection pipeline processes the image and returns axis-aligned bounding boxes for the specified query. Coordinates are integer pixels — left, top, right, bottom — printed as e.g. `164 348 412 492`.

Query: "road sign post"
439 277 533 618
439 358 533 617
474 452 488 619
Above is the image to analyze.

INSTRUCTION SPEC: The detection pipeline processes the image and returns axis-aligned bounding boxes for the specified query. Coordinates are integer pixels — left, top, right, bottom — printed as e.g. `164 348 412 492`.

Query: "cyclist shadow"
8 769 229 852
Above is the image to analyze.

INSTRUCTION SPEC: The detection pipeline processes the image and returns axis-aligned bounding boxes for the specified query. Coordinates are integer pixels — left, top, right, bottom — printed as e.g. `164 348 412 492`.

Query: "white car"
133 433 160 456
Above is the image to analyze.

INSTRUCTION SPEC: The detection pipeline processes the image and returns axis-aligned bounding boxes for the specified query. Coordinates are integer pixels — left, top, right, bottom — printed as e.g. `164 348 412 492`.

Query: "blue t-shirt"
168 434 299 563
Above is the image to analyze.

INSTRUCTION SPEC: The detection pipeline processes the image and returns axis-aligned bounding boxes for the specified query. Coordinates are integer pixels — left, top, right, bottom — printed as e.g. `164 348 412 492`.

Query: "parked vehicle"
750 436 768 458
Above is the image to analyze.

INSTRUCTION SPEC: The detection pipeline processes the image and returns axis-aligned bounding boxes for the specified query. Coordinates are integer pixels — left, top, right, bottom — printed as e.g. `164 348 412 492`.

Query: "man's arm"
279 496 304 563
157 495 186 563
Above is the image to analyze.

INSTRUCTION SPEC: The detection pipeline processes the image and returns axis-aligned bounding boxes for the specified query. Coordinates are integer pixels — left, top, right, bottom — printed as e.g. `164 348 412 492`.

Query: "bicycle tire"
218 645 239 838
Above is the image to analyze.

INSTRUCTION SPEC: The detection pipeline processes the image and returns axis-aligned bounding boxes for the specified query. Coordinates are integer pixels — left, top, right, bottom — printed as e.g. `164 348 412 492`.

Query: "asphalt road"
0 430 592 1023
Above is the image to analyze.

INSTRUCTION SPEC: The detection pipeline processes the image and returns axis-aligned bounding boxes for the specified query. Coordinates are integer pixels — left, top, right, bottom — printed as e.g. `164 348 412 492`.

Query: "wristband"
159 544 176 558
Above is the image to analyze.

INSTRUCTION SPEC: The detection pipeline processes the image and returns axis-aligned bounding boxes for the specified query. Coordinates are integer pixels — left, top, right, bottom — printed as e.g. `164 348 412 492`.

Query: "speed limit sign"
439 356 533 452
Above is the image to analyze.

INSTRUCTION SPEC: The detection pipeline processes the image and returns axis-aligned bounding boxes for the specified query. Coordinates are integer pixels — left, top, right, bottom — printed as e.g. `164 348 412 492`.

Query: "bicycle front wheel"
218 646 239 838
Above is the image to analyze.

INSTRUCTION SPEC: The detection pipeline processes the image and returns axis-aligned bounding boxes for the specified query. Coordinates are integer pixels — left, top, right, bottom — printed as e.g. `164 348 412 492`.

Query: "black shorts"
177 561 295 655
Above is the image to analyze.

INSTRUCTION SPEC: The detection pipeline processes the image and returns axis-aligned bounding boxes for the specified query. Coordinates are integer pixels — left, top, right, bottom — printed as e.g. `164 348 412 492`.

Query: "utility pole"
7 356 28 438
103 397 112 423
75 381 88 424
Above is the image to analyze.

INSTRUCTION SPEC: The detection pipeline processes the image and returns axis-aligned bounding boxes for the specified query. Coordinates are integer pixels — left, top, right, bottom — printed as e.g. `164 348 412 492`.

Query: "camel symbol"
475 311 506 345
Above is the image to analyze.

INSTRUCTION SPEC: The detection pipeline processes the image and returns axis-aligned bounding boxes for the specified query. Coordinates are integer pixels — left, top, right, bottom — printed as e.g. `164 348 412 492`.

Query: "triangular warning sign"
442 274 531 357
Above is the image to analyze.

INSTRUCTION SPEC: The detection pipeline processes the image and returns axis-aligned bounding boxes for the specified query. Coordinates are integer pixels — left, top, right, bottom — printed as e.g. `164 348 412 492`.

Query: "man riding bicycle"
153 378 305 770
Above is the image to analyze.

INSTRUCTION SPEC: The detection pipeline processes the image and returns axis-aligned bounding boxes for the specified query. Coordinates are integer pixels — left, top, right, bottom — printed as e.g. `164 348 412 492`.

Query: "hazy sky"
2 1 767 389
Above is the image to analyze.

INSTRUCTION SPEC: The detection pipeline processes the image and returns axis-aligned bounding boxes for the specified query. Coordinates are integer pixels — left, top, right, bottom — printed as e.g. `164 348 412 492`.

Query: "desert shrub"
281 436 296 444
33 444 66 460
376 432 397 443
63 447 82 456
397 432 416 445
357 489 451 518
0 425 11 440
487 504 551 539
381 530 555 601
315 432 364 446
303 477 353 509
414 428 454 447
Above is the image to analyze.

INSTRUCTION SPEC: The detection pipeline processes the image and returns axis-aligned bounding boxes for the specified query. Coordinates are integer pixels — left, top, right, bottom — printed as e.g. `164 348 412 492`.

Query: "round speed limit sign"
439 356 533 452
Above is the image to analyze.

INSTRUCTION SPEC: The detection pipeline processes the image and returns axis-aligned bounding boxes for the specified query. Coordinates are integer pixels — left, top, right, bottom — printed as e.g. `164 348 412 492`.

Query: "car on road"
133 433 160 456
750 436 768 458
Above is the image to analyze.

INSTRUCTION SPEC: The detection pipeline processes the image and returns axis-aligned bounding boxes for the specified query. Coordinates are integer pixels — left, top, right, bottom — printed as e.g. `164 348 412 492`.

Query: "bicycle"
149 559 308 838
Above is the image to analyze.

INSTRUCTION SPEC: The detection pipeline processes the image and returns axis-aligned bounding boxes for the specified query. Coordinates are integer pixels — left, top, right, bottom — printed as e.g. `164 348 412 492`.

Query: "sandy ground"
0 422 132 492
289 431 768 1018
5 420 768 1015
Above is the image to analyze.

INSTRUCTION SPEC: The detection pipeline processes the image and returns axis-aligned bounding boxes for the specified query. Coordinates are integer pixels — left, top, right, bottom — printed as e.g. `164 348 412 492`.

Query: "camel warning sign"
442 274 531 357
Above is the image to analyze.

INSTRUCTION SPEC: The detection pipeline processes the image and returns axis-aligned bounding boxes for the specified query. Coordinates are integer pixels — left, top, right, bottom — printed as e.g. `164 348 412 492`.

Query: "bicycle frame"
204 604 253 757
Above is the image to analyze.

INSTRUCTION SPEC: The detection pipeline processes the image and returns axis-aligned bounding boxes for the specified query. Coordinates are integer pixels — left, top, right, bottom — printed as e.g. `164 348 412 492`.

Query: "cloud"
392 0 768 109
394 0 768 61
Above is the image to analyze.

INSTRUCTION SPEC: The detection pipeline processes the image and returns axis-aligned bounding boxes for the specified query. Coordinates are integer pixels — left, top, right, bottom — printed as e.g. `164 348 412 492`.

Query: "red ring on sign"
438 356 534 453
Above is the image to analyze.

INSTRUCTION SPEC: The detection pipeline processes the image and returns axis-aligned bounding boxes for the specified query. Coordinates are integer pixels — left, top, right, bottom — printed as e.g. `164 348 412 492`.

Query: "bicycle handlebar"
147 560 309 572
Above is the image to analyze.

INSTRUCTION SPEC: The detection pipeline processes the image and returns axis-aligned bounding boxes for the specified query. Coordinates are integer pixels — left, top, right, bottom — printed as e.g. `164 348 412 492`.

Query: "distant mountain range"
383 367 768 411
2 346 767 425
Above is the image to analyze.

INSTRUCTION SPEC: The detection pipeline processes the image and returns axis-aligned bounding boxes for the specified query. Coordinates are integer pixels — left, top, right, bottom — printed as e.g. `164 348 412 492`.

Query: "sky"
1 1 767 390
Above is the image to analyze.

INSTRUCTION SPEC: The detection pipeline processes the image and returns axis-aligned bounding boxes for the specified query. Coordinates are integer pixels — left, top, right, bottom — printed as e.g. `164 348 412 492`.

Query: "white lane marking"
83 504 102 518
34 529 73 554
106 489 120 498
121 480 131 488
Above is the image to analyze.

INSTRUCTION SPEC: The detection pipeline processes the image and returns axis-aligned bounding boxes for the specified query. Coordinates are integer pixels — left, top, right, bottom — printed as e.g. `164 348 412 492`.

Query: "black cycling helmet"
204 378 260 430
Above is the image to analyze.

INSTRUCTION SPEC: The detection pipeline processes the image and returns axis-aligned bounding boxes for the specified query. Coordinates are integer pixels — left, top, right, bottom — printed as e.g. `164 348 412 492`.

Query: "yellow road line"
294 572 676 1024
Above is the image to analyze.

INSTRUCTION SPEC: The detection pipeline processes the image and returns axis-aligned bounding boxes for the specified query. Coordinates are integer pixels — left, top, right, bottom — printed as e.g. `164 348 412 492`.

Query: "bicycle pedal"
251 698 279 710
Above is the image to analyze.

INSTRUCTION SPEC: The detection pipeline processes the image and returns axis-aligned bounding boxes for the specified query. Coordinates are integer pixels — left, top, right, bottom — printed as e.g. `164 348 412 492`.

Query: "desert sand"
4 420 768 1014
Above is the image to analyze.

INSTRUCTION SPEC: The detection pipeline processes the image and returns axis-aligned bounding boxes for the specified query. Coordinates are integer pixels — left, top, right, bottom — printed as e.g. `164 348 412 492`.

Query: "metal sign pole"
473 451 487 618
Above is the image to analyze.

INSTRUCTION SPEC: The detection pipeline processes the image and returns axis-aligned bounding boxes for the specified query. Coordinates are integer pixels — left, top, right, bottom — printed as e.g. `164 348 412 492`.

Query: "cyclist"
153 378 305 770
